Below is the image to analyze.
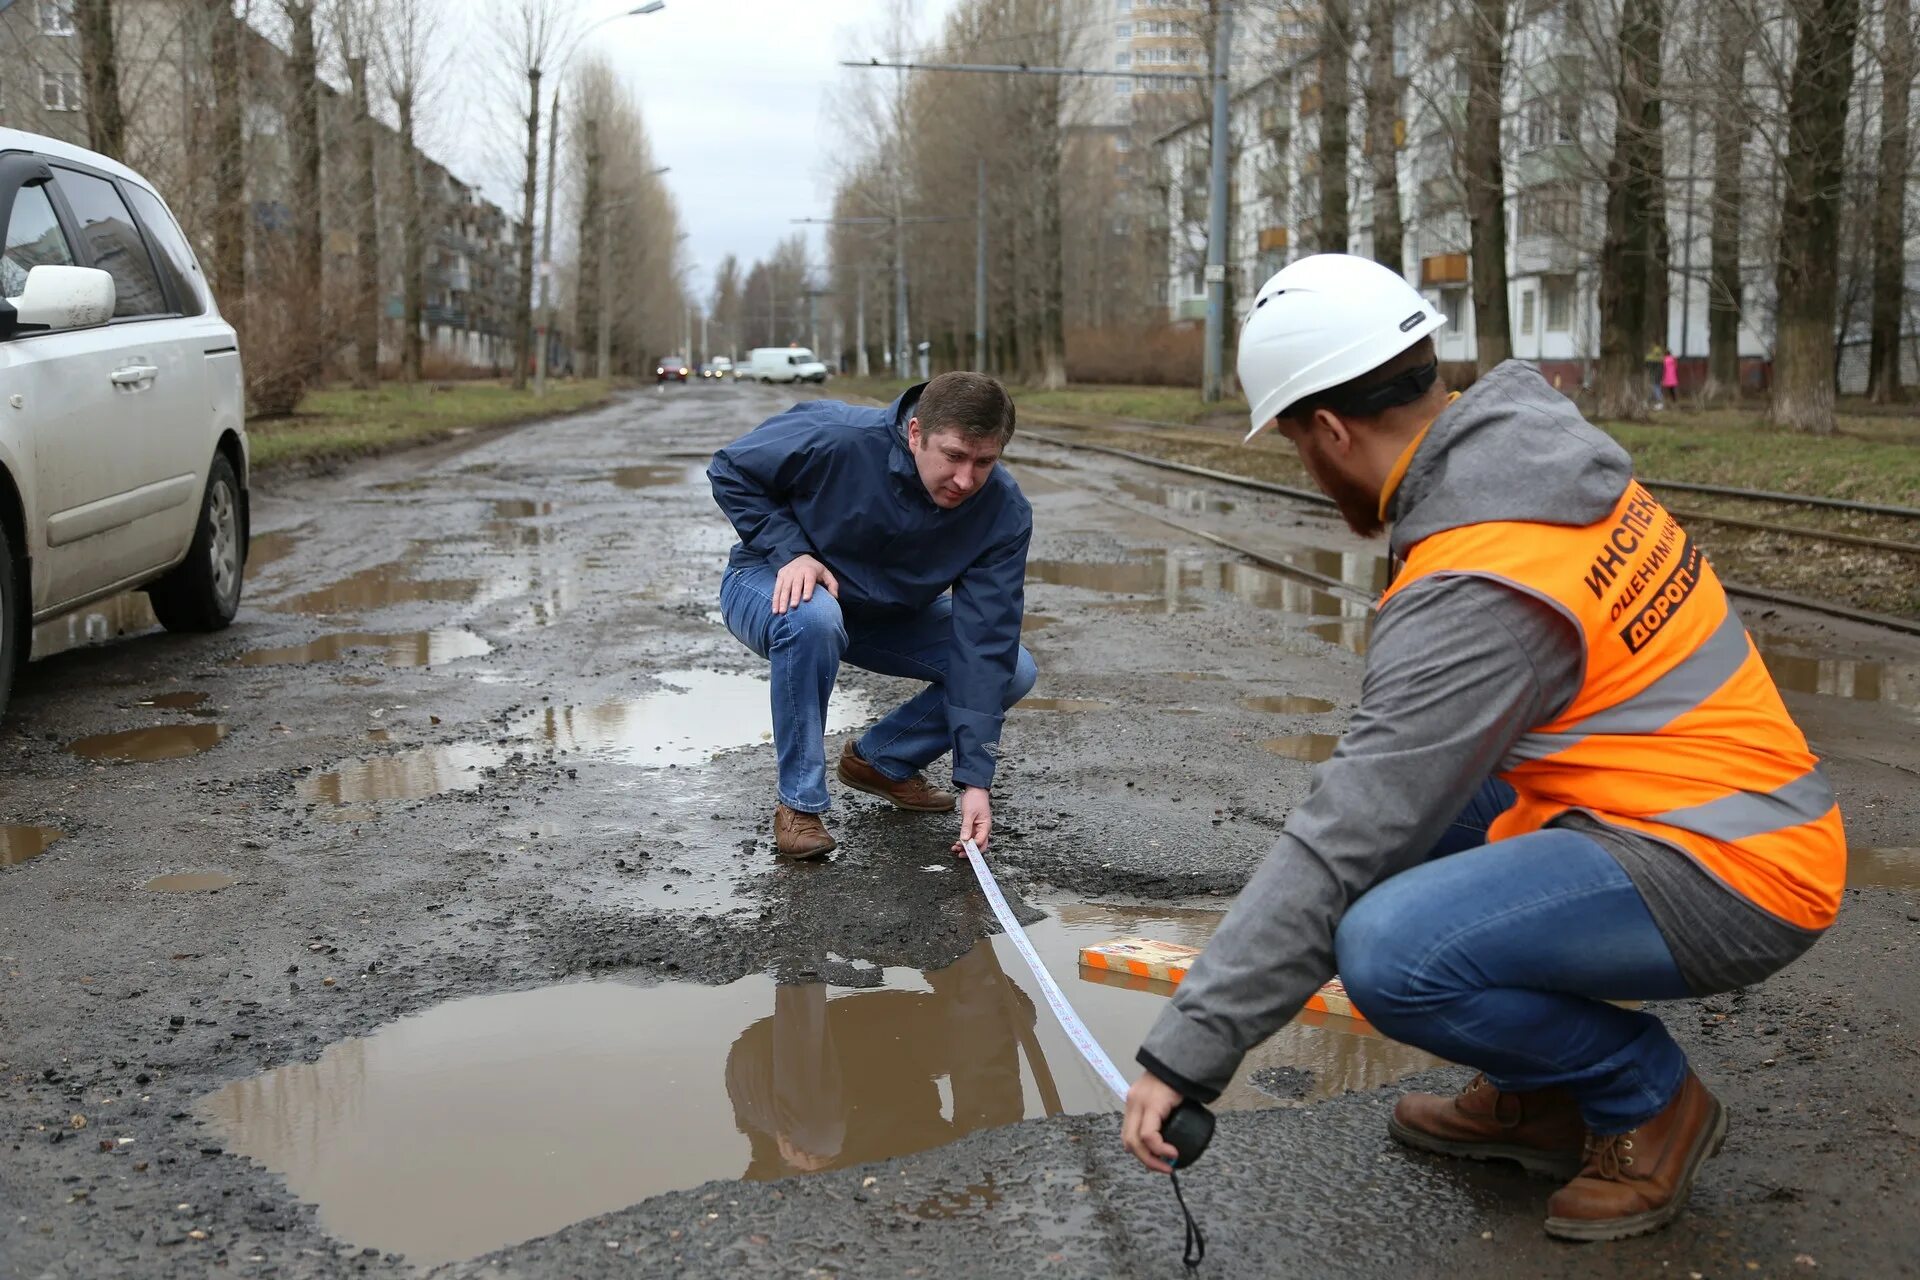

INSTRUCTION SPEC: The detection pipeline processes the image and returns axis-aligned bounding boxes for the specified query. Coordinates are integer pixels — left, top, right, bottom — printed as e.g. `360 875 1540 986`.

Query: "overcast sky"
437 1 957 305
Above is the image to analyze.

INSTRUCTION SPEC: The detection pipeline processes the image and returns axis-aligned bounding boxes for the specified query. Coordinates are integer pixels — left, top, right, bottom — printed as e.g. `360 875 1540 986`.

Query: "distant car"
700 357 733 380
0 126 250 718
740 346 828 384
655 356 689 383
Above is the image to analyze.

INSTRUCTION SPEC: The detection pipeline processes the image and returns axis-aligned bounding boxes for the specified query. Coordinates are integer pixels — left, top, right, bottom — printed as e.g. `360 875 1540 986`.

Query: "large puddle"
1027 552 1372 625
30 591 159 660
144 872 236 893
608 464 705 490
1754 635 1918 710
1849 846 1920 891
1243 695 1338 715
1262 733 1342 763
1 825 63 868
68 723 228 763
238 629 493 669
533 670 871 766
273 565 480 615
299 743 508 806
200 896 1435 1266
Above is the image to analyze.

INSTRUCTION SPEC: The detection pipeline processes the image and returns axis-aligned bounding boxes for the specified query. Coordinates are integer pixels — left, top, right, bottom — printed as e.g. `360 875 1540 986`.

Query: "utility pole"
597 195 612 378
1202 3 1234 402
793 212 971 372
856 264 870 376
535 87 563 393
976 156 988 371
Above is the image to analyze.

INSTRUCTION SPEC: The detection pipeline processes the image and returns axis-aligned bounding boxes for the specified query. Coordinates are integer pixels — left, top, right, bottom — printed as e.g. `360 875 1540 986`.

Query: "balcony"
1421 252 1470 286
1258 226 1289 252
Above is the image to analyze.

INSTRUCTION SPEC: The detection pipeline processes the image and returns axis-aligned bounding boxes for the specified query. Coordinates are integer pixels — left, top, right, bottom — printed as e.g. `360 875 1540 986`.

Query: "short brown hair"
915 371 1016 446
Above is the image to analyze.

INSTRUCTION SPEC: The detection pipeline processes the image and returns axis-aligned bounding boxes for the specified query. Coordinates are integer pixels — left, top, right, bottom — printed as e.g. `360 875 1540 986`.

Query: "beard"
1301 443 1385 538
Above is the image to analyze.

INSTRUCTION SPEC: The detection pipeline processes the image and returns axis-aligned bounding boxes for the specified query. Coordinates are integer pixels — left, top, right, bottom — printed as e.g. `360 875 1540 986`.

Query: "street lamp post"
535 1 665 396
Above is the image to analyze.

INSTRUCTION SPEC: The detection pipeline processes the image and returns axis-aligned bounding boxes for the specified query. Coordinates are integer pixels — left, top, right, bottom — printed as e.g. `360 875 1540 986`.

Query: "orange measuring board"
1077 937 1369 1024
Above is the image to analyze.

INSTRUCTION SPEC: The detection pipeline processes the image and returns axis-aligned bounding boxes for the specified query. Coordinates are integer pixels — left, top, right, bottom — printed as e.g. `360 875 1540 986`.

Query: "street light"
535 1 666 395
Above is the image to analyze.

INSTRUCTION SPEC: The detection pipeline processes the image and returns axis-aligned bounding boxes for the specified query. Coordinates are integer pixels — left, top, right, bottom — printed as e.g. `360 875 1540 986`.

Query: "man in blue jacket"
708 371 1037 858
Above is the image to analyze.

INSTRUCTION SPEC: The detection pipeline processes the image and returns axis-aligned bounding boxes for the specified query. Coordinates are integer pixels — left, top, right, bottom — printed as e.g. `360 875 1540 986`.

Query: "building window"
1115 51 1131 67
1115 22 1131 38
1518 184 1579 238
1545 276 1574 331
1114 135 1132 153
1523 95 1579 149
1520 289 1536 336
41 70 82 111
1440 287 1465 330
1115 0 1131 10
1113 76 1133 95
39 0 76 36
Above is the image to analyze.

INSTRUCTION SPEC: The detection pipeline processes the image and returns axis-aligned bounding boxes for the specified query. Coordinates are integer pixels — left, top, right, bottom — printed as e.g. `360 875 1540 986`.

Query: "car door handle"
111 364 160 386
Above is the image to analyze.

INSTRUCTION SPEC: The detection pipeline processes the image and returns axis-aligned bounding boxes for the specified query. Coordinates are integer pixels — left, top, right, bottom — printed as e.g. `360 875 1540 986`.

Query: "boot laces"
1582 1130 1638 1180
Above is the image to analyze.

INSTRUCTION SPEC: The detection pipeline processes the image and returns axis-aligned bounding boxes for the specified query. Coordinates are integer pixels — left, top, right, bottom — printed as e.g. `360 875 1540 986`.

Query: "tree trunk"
514 68 541 391
576 119 602 381
1868 0 1913 403
1319 0 1353 253
1770 0 1862 434
1705 7 1749 404
206 0 245 310
350 55 379 389
400 92 425 383
1464 0 1511 372
1365 0 1404 273
1645 130 1670 371
75 0 125 160
287 2 322 329
1597 0 1663 419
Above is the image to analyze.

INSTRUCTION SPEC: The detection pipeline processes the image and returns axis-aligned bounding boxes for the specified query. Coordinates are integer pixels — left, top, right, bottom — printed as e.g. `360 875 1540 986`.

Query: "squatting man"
1123 255 1844 1242
707 371 1035 858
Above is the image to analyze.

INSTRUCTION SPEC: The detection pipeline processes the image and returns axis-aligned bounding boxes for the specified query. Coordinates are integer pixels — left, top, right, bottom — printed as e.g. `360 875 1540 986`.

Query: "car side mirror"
0 264 116 338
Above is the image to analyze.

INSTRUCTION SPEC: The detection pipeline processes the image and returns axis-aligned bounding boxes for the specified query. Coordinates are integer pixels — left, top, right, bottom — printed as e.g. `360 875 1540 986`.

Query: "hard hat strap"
1317 358 1438 420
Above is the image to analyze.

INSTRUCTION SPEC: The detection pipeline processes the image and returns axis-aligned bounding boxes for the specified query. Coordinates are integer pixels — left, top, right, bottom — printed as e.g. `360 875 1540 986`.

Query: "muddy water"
490 499 558 519
1028 553 1372 624
144 872 235 893
1849 846 1920 891
1117 478 1237 515
299 743 508 806
135 691 211 711
609 464 704 490
535 670 871 766
1243 695 1338 715
1022 613 1058 631
1262 733 1342 763
1755 636 1918 710
273 564 480 615
1304 618 1372 655
30 591 160 660
1 825 63 868
1016 698 1111 713
200 895 1431 1267
69 723 229 763
245 527 304 579
238 629 493 669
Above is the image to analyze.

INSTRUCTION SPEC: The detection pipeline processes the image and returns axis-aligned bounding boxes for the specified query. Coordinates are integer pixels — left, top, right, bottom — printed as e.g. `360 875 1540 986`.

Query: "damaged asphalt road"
2 386 1917 1278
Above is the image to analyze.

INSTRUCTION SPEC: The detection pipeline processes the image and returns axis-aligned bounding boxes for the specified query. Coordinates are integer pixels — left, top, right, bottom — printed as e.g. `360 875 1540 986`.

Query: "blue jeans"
719 562 1038 813
1335 778 1694 1133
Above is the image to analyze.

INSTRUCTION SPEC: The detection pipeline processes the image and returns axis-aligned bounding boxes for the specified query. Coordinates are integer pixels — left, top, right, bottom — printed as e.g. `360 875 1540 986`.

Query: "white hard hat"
1237 254 1446 442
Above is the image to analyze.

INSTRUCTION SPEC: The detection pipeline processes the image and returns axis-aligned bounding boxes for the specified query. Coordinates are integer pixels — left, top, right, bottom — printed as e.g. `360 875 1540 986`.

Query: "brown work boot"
1544 1070 1728 1242
773 804 836 859
835 741 956 812
1388 1073 1588 1180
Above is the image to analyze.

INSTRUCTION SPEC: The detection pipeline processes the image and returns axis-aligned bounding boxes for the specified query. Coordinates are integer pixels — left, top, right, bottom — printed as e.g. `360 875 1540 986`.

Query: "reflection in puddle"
69 723 229 763
1117 479 1236 515
490 499 557 519
1304 619 1372 655
273 564 479 615
1849 847 1920 891
144 872 235 893
1278 547 1393 594
1262 733 1342 763
1755 636 1916 709
200 896 1429 1267
1016 698 1110 713
299 743 508 806
1028 553 1371 623
238 630 493 668
535 670 869 766
136 691 211 711
245 527 304 579
609 464 704 490
1 825 64 868
30 591 159 660
912 1178 1004 1220
1243 695 1337 714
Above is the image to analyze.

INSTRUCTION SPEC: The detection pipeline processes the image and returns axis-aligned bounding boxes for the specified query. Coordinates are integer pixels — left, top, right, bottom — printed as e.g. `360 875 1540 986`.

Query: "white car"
740 346 828 384
0 128 248 716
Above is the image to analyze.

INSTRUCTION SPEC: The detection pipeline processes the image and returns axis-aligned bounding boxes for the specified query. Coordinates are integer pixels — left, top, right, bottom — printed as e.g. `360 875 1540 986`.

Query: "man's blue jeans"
720 562 1038 813
1335 778 1695 1133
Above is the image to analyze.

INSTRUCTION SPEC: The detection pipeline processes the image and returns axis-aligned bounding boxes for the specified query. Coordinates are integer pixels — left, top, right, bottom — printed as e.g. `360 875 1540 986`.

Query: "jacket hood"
1389 360 1632 558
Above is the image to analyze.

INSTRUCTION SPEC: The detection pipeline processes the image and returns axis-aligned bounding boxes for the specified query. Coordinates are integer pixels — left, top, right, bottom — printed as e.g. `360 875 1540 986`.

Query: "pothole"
1303 619 1371 655
1 825 63 868
299 743 509 805
609 464 705 489
238 630 493 668
1261 733 1341 763
144 872 235 893
199 895 1432 1267
68 724 229 763
272 563 480 615
1849 846 1920 891
530 670 871 766
1755 635 1918 709
1117 479 1236 515
1242 695 1337 715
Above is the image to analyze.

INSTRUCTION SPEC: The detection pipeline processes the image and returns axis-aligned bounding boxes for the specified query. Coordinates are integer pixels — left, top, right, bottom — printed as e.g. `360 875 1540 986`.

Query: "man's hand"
1122 1072 1185 1174
772 554 839 614
951 786 992 855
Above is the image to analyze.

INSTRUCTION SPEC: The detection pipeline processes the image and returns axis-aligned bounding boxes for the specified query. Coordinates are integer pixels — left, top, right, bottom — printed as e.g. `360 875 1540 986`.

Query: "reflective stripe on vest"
1379 481 1845 930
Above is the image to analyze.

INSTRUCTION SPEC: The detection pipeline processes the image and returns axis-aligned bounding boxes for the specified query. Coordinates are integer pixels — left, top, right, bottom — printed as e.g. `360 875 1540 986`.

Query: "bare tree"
495 0 571 390
1770 0 1862 433
1596 0 1663 418
283 1 324 322
334 0 380 387
574 115 603 375
1868 0 1913 402
1463 0 1512 371
1319 0 1353 252
204 0 247 309
376 0 443 383
1364 0 1404 272
74 0 127 160
1705 4 1753 404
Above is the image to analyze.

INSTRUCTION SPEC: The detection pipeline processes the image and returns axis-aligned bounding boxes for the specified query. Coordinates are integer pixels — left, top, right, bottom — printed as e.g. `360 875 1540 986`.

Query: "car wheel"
148 454 244 633
0 518 17 720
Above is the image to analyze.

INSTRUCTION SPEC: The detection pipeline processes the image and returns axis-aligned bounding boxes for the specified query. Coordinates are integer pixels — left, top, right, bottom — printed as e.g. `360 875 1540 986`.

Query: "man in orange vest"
1122 255 1844 1241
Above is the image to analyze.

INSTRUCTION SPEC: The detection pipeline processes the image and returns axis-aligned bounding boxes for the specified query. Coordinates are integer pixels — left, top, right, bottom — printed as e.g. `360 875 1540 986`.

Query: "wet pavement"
2 385 1918 1278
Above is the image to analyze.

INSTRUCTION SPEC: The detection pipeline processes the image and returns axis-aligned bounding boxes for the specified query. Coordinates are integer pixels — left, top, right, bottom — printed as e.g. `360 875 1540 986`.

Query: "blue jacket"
708 386 1031 789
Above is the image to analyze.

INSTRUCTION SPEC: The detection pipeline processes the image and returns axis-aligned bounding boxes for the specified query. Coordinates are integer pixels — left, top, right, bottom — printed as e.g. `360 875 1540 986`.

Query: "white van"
741 347 828 384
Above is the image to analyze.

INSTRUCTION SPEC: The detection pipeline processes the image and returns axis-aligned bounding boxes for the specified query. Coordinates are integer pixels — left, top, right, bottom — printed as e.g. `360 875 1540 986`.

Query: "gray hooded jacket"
1137 360 1822 1101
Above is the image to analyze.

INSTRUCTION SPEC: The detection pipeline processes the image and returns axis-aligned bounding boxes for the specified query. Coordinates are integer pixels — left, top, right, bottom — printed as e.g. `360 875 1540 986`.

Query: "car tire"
0 518 17 720
148 454 244 633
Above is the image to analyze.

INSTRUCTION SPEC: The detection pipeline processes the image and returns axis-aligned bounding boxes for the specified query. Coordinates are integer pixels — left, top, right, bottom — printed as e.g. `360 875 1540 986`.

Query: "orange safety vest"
1379 480 1845 930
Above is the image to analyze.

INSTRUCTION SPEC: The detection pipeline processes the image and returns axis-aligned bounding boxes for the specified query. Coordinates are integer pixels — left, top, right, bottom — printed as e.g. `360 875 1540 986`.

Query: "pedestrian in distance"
1662 350 1681 408
1122 254 1844 1243
1647 342 1667 409
708 372 1037 858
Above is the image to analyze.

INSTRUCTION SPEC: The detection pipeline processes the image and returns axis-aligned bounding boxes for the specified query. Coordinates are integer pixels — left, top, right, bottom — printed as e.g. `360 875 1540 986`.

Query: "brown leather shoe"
773 804 836 859
1544 1070 1728 1242
835 741 956 812
1388 1073 1588 1180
